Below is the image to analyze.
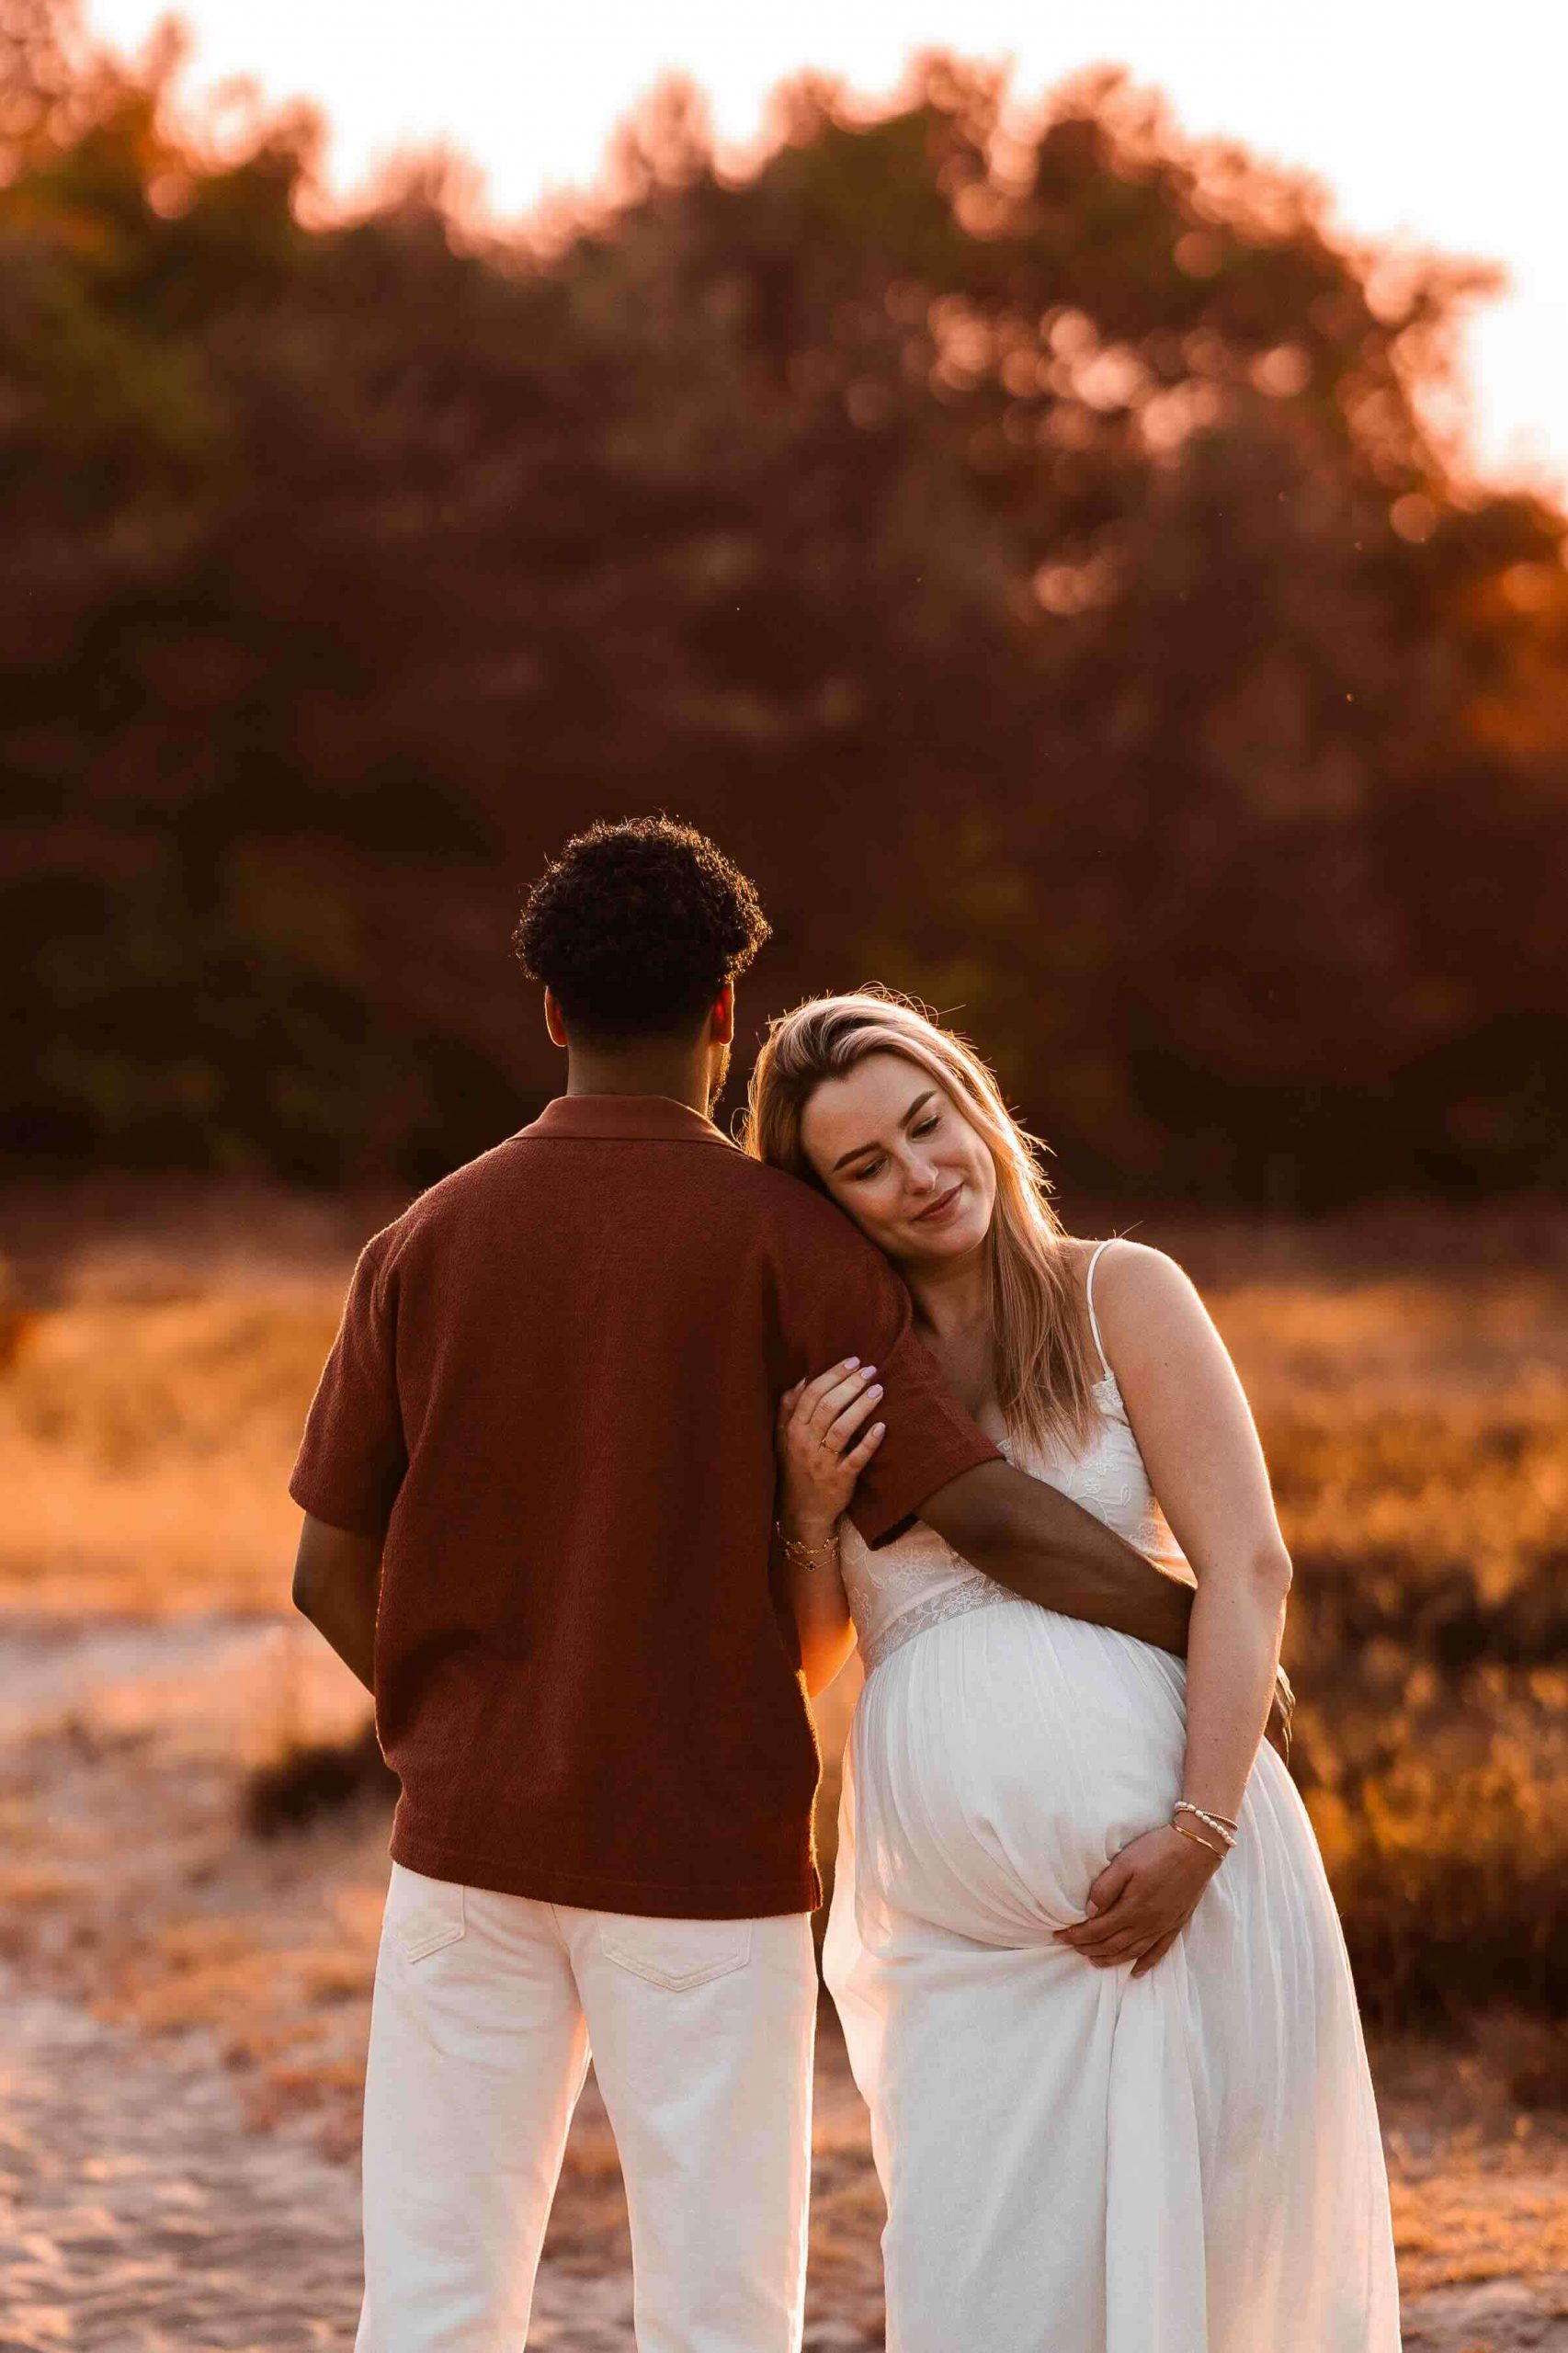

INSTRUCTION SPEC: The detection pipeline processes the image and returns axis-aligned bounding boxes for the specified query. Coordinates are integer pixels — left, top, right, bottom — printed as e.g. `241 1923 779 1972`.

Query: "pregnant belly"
849 1596 1189 1942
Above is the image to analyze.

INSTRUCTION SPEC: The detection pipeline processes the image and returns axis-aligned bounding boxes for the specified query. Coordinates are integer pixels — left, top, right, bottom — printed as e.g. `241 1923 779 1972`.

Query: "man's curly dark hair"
512 817 771 1038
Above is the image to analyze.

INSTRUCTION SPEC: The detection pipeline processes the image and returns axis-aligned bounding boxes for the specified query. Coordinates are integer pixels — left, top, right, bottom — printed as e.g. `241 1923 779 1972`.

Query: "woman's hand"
776 1357 886 1540
1053 1824 1222 1978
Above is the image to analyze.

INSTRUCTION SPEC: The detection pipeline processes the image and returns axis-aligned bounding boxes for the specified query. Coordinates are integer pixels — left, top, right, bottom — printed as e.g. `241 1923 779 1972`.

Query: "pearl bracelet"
1173 1800 1237 1849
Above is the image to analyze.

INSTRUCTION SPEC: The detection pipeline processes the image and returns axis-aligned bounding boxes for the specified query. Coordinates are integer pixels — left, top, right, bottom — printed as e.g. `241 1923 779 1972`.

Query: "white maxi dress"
824 1242 1401 2353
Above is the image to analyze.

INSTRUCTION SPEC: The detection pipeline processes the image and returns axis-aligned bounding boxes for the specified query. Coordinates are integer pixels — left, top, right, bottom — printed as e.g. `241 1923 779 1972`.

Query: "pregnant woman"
744 989 1399 2353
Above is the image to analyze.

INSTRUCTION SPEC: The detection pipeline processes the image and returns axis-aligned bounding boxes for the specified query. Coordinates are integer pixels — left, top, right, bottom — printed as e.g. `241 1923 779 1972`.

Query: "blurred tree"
2 21 1564 1199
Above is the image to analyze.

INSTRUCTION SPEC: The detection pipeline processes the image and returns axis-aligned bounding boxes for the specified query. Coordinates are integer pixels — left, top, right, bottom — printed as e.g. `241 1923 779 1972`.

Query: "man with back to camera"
289 816 1221 2353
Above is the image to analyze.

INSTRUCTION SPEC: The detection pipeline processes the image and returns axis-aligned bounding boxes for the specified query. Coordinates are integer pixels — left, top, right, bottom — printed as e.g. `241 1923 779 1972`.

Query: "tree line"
5 2 1567 1203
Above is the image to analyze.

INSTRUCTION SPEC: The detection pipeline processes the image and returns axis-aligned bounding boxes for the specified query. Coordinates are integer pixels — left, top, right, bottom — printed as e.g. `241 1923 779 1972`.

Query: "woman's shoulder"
1074 1237 1207 1363
1075 1233 1184 1276
1058 1233 1183 1290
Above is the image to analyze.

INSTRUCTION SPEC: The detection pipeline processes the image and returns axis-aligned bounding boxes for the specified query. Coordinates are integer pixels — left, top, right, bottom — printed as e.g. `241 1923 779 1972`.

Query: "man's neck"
563 1045 713 1118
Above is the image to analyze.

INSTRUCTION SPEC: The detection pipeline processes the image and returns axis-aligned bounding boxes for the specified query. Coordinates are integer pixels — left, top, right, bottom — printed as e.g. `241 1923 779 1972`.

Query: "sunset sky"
86 0 1567 498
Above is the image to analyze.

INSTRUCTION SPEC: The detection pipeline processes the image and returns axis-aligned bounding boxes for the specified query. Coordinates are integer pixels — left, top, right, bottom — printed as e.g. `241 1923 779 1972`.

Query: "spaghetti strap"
1084 1239 1115 1380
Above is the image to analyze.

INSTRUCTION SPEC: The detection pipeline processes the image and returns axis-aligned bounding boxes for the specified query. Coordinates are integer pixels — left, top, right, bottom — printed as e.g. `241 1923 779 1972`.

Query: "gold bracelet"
1171 1817 1227 1862
777 1522 840 1574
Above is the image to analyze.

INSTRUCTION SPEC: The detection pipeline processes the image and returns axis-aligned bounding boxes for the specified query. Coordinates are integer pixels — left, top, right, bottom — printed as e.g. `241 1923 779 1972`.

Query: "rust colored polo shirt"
289 1094 1001 1918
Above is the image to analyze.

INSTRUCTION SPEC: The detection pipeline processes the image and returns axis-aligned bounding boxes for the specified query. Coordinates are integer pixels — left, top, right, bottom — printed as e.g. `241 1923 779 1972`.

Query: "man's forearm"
292 1516 381 1695
295 1578 378 1695
921 1461 1193 1654
920 1461 1292 1754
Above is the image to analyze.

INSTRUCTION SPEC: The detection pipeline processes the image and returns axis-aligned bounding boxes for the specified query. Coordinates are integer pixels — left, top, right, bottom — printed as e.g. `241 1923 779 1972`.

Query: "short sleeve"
288 1232 407 1540
773 1206 1001 1548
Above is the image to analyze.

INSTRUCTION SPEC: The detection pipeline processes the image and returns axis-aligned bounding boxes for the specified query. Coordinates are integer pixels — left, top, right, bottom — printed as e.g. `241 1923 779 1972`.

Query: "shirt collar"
517 1094 734 1147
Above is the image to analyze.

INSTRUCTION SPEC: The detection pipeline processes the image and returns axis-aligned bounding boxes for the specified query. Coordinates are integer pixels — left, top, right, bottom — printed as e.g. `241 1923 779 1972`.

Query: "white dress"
823 1242 1401 2353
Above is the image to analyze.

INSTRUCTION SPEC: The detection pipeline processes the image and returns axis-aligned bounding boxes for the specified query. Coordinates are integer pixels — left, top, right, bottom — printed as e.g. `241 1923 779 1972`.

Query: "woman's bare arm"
783 1542 858 1699
1094 1241 1291 1818
775 1367 874 1695
1056 1240 1291 1976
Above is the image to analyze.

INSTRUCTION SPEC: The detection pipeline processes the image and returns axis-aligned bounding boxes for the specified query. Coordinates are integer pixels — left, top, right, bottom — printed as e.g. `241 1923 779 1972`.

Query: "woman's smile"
912 1180 964 1225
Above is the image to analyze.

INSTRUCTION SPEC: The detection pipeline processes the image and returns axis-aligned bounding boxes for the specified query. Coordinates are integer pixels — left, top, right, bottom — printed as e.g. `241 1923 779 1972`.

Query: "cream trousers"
356 1864 818 2353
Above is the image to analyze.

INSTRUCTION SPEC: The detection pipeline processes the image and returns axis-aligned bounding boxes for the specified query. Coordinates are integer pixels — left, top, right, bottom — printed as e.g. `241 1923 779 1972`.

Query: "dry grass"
1198 1248 1568 2032
5 1183 1568 2045
0 1285 343 1614
0 1175 396 1616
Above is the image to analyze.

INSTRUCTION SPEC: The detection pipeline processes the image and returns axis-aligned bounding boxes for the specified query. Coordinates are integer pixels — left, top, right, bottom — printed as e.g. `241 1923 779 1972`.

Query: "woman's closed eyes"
848 1113 941 1182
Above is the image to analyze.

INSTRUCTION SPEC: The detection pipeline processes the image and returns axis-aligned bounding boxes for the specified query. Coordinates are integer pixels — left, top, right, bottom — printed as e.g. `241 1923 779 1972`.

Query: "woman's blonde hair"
742 987 1103 1456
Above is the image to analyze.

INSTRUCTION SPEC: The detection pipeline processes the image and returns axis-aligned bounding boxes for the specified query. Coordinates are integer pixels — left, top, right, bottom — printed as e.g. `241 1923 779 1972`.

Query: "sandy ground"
2 1612 1567 2351
0 1961 658 2350
6 1972 1568 2353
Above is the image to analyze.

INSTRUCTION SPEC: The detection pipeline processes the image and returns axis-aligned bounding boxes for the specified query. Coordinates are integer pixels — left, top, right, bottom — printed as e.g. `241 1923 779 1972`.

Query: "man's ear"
543 989 568 1050
711 982 735 1047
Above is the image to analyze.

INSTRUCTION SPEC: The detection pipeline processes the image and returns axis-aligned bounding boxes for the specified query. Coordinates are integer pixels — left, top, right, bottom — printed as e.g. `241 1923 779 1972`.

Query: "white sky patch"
84 0 1568 499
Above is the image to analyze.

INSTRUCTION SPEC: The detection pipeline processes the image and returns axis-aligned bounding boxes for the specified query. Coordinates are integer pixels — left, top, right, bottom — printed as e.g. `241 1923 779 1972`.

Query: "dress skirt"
823 1596 1401 2353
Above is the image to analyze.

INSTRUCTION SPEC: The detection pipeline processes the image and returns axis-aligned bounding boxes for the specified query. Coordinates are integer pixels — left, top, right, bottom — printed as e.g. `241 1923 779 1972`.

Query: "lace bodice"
841 1245 1191 1672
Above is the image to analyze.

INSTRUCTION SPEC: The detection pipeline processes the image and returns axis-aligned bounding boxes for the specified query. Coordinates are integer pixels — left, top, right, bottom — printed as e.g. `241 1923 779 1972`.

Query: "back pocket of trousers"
390 1866 467 1962
599 1915 753 1991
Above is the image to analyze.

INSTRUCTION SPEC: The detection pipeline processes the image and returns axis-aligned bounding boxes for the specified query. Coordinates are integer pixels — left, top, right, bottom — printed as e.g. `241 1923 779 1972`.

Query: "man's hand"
1268 1662 1295 1761
1052 1824 1222 1978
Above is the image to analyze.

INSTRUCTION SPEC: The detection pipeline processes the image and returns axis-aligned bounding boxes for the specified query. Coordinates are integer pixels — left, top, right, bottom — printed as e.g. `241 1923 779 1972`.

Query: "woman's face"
800 1051 997 1269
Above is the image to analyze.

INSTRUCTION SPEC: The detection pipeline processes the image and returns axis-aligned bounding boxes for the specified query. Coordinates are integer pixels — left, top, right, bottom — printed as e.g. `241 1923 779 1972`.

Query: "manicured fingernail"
842 1357 859 1370
860 1365 877 1378
867 1385 883 1401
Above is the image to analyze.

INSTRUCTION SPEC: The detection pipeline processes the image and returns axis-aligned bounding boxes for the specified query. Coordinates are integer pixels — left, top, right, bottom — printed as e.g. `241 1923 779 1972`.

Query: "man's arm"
921 1461 1194 1654
292 1514 381 1695
919 1463 1293 1755
287 1226 404 1697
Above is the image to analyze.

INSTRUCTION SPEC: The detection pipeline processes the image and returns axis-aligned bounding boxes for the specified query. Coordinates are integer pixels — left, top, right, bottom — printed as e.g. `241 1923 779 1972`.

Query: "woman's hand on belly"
1053 1824 1222 1976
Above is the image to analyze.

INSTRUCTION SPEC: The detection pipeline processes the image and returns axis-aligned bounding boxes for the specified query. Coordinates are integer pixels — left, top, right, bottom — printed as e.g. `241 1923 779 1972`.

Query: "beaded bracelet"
1176 1798 1238 1830
1174 1800 1237 1847
777 1522 840 1574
